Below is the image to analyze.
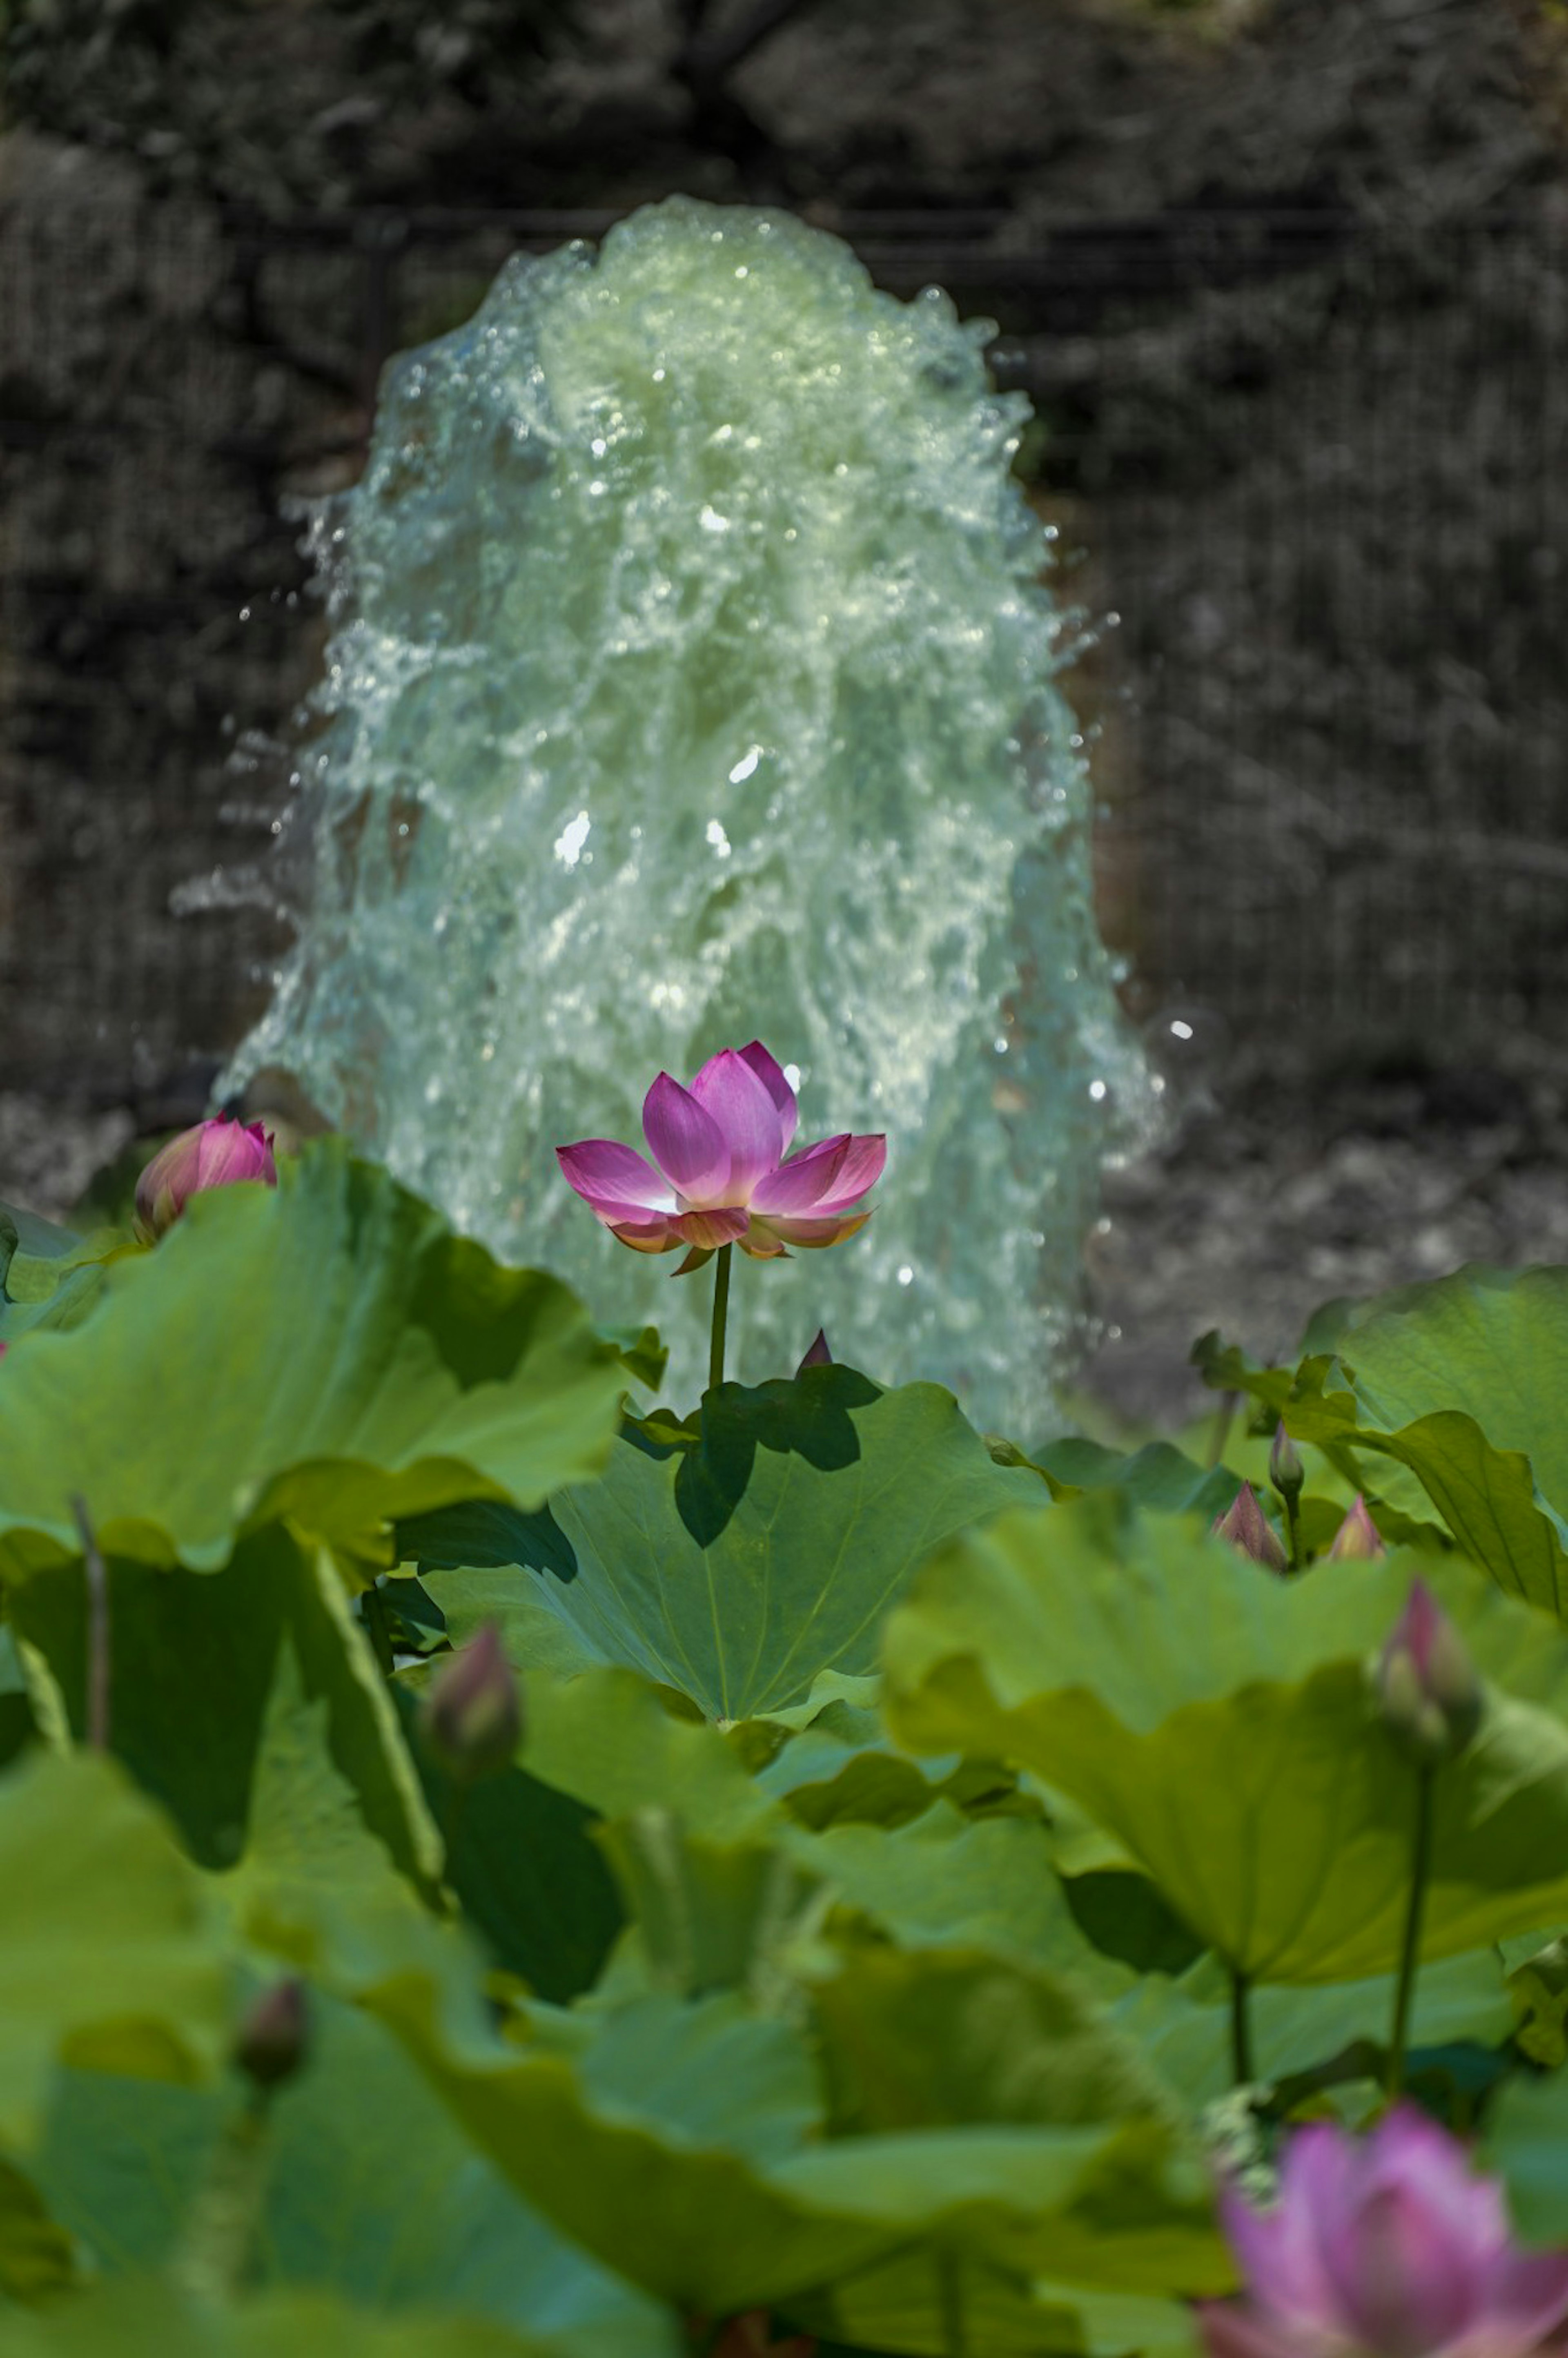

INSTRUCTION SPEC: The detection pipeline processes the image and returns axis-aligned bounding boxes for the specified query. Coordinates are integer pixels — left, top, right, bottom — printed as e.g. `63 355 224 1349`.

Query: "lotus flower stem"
1388 1762 1437 2097
936 2248 969 2358
1229 1966 1254 2087
1205 1389 1238 1470
710 1241 733 1392
70 1494 109 1753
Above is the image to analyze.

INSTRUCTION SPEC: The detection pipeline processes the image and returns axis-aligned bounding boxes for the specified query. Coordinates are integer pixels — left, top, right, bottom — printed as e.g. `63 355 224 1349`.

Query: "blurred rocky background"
5 0 1568 1424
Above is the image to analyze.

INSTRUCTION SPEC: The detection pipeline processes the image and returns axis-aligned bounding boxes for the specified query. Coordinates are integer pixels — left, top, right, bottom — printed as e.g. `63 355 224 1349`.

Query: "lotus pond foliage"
4 1094 1568 2356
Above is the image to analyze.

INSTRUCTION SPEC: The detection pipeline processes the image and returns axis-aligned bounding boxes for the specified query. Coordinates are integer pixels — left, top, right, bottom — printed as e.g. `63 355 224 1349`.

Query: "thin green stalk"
1206 1390 1238 1470
71 1495 110 1751
709 1242 733 1392
1283 1492 1303 1572
1387 1765 1437 2097
361 1581 395 1679
936 2248 968 2358
1230 1966 1254 2087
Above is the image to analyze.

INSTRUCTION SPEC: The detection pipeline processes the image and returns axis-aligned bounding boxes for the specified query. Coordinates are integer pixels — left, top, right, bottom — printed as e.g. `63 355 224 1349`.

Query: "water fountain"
223 196 1155 1433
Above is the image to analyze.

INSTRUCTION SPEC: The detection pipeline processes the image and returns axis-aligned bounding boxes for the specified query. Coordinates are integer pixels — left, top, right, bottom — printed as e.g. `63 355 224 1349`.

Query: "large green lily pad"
440 1368 1038 1721
884 1495 1568 1983
0 1143 627 1584
0 1748 231 2149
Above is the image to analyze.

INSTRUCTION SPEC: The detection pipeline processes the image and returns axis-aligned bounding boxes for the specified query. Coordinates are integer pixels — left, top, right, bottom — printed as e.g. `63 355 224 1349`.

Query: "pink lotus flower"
133 1115 277 1244
556 1043 884 1273
1203 2107 1568 2358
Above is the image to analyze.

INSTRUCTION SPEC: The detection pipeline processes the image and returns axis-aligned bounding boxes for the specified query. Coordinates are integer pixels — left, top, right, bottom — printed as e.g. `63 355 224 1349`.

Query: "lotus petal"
751 1209 870 1250
690 1049 788 1198
608 1216 682 1255
673 1206 751 1250
643 1073 731 1202
556 1139 674 1216
810 1132 886 1212
737 1040 798 1152
749 1135 851 1215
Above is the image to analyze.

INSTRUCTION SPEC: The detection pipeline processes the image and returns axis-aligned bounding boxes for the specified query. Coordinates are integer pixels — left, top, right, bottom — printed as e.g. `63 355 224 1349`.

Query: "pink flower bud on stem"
1327 1494 1385 1560
1268 1422 1304 1569
796 1328 832 1375
1375 1580 1483 2098
133 1116 276 1245
419 1623 523 1787
233 1978 309 2095
1210 1483 1288 1573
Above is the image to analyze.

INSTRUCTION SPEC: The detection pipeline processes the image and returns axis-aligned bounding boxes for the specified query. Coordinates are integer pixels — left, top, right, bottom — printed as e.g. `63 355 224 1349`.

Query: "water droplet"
1169 1019 1194 1041
1088 1079 1107 1101
705 818 732 858
554 811 591 867
897 1266 914 1286
699 506 731 534
728 746 762 784
783 1064 802 1091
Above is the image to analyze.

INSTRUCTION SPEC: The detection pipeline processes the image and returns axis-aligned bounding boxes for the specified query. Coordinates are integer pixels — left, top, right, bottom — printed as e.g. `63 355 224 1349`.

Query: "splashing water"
223 197 1156 1433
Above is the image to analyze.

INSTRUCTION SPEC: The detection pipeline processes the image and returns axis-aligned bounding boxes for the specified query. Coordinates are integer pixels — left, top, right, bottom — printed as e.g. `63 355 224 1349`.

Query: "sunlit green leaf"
9 1526 441 1890
0 1143 628 1584
0 1749 230 2149
35 1998 679 2358
494 1369 1038 1719
884 1495 1568 1982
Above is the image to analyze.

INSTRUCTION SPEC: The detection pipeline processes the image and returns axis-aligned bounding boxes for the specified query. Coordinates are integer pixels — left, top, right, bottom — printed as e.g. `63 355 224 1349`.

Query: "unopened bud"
1328 1495 1385 1560
1375 1578 1482 1765
1268 1422 1304 1507
419 1622 522 1784
1210 1483 1288 1573
796 1328 832 1375
234 1978 308 2091
133 1116 276 1245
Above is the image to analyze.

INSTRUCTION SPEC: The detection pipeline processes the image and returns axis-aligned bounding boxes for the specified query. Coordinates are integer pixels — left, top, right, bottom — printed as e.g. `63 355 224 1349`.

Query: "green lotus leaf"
593 1815 828 2002
394 1685 623 2003
0 1143 628 1584
1113 1947 1512 2114
799 2255 1202 2358
34 1997 679 2358
0 2157 76 2300
0 2279 585 2357
509 1665 780 1841
884 1495 1568 1982
9 1526 441 1890
480 1368 1038 1720
1206 1267 1568 1613
372 1946 1226 2322
1027 1437 1240 1524
1483 2065 1568 2246
0 1749 231 2150
779 1804 1132 1999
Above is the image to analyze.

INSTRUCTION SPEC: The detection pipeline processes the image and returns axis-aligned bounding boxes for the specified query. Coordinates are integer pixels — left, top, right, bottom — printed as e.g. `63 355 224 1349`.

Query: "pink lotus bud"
1376 1577 1482 1766
1268 1422 1303 1506
1328 1494 1385 1560
1202 2106 1568 2358
796 1328 833 1374
132 1116 277 1244
233 1978 309 2091
419 1622 522 1785
1210 1483 1287 1572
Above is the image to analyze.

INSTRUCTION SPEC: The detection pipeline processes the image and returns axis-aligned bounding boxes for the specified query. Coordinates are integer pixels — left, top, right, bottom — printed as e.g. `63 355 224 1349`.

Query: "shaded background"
5 0 1568 1420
